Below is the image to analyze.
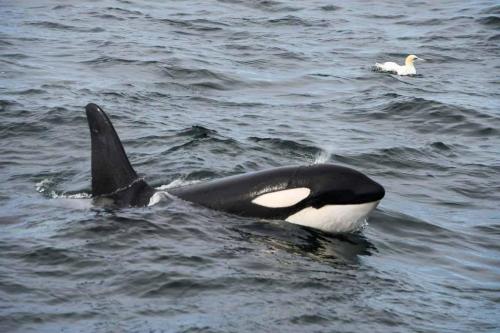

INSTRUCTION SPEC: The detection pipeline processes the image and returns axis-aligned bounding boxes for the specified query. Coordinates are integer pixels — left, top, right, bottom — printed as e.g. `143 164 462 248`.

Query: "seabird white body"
375 54 421 76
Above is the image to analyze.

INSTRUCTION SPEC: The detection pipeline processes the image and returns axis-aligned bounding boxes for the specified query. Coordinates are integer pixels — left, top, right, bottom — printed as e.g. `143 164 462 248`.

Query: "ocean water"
1 0 499 332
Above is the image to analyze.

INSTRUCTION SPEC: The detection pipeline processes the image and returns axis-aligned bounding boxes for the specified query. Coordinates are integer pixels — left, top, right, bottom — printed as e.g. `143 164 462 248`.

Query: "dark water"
1 0 500 332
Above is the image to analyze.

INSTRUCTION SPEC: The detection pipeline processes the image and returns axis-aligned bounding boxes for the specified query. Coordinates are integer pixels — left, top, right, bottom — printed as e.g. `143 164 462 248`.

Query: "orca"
85 103 385 233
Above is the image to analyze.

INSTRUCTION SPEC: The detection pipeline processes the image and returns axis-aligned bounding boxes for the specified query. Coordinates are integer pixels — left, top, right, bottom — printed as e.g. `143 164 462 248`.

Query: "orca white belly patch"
251 187 311 208
286 201 380 233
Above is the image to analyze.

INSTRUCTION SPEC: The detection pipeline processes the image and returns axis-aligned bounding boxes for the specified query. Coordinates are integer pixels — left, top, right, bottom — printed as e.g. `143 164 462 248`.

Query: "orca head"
251 164 385 233
297 164 385 207
290 164 384 233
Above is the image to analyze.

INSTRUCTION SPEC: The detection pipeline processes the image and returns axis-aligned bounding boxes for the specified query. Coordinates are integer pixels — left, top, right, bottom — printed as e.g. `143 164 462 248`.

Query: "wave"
105 7 143 16
8 89 45 95
0 122 49 139
162 66 235 81
189 96 266 108
161 66 242 90
162 126 240 156
332 146 452 175
87 13 125 21
1 53 30 60
476 16 500 27
0 99 22 111
80 56 137 65
267 15 329 27
155 18 226 32
249 137 323 160
176 125 218 138
52 4 73 10
27 21 105 33
363 97 500 137
0 39 14 47
371 208 454 238
320 5 341 11
36 178 91 200
482 4 500 14
225 0 303 13
396 18 443 26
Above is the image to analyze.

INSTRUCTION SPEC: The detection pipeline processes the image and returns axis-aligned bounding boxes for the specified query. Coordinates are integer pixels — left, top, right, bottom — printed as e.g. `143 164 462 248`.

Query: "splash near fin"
85 103 155 206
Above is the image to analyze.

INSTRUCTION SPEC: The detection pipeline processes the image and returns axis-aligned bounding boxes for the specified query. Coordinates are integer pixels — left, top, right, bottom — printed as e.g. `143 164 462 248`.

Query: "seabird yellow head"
405 54 420 65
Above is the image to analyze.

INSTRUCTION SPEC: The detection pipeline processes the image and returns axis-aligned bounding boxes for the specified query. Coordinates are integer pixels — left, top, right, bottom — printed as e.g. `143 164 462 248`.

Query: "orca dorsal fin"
85 103 155 207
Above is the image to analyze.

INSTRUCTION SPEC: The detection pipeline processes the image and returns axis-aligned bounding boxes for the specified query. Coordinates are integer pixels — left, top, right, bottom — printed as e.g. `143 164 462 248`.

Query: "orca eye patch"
251 187 311 208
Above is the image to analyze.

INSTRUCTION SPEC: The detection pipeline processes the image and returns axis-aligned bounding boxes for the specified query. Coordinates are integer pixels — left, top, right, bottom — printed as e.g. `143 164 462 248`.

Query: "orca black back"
168 164 384 219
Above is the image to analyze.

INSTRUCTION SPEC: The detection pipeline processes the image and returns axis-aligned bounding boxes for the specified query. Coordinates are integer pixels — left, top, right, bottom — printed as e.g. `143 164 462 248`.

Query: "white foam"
313 150 331 164
36 178 91 199
147 191 175 206
156 178 202 190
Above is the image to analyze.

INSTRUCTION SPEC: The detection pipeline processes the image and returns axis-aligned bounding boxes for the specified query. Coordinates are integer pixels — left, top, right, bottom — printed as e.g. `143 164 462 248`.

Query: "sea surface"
1 0 499 332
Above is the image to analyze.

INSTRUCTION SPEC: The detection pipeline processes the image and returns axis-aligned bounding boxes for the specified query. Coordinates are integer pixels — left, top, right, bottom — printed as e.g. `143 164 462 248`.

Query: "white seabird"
375 54 422 76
